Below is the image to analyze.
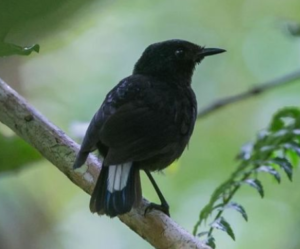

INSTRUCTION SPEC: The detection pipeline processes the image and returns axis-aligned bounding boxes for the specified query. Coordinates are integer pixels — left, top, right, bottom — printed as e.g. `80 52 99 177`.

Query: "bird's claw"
144 202 170 217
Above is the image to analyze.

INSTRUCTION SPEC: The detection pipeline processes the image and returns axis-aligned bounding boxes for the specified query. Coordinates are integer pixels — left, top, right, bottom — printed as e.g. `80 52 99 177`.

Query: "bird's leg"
144 170 170 217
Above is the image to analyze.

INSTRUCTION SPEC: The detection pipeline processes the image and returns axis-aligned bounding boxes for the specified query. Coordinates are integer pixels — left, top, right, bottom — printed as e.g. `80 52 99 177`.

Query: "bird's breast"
149 85 197 139
172 87 197 136
135 86 197 171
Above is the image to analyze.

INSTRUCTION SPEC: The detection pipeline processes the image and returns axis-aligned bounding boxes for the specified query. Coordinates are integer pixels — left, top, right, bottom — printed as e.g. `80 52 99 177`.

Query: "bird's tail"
89 163 142 217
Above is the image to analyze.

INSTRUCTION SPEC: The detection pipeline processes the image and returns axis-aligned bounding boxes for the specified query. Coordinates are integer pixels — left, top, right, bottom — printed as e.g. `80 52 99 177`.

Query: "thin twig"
197 69 300 118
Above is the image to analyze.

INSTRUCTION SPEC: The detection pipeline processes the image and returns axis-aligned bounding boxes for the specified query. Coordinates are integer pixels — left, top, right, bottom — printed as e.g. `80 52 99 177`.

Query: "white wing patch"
107 162 132 193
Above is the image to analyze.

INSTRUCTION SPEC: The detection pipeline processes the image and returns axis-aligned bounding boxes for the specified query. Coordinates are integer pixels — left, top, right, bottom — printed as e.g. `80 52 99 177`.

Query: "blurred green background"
1 0 300 248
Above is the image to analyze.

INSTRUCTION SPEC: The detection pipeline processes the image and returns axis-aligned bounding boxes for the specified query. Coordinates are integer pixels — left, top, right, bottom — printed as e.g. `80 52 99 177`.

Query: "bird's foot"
144 202 170 217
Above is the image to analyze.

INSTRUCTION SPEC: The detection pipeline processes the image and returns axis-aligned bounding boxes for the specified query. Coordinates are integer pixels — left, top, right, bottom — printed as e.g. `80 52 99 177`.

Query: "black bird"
73 39 225 217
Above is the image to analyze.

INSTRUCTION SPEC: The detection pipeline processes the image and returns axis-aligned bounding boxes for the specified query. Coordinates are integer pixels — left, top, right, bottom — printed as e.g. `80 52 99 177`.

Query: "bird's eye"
175 49 184 58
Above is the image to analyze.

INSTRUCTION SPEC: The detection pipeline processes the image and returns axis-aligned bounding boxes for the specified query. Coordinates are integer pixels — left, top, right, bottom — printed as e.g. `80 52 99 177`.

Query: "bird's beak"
198 48 226 57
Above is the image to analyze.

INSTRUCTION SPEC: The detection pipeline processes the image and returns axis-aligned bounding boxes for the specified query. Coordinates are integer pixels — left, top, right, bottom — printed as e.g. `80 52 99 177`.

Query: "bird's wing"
99 102 178 165
78 75 145 155
74 77 133 169
75 75 181 168
75 75 175 165
73 100 113 169
78 103 111 154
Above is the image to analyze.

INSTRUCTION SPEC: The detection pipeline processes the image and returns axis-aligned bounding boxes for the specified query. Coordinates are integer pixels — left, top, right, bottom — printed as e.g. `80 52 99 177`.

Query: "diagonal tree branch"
0 78 209 249
197 69 300 118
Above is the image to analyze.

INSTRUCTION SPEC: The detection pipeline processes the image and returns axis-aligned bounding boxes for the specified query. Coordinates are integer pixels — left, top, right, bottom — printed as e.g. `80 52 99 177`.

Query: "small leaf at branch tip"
0 42 40 56
271 158 293 181
33 44 40 53
257 166 281 183
23 44 40 53
211 217 235 240
244 179 264 198
226 202 248 221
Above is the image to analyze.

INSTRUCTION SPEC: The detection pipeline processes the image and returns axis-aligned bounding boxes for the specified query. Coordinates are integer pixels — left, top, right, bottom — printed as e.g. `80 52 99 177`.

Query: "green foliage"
0 0 97 48
0 132 42 173
211 217 235 241
225 202 248 221
193 107 300 247
0 42 39 57
0 0 98 57
243 178 264 197
204 236 216 249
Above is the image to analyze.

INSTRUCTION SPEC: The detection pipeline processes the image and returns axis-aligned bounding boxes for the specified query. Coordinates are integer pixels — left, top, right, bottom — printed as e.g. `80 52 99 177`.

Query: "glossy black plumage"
73 39 225 217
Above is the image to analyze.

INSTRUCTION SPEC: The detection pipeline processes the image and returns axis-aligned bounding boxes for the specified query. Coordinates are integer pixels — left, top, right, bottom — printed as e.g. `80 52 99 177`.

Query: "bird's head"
133 39 225 85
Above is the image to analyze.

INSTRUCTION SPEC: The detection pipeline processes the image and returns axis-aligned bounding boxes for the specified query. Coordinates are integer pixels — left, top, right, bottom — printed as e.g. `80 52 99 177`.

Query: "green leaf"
237 143 253 160
197 231 209 238
193 106 300 240
204 236 216 249
211 217 235 240
270 107 300 132
0 130 42 173
0 42 40 57
199 204 214 224
271 157 293 181
286 150 299 168
257 166 281 183
260 145 276 153
244 179 264 198
198 181 233 222
257 130 269 141
284 142 300 156
226 202 248 221
273 129 289 138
